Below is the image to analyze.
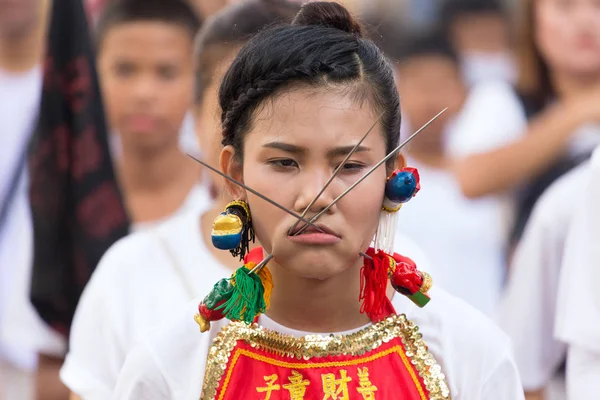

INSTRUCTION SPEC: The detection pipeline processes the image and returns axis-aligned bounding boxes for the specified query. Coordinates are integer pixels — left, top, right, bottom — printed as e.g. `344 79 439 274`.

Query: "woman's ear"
219 145 246 199
386 152 407 175
395 152 407 170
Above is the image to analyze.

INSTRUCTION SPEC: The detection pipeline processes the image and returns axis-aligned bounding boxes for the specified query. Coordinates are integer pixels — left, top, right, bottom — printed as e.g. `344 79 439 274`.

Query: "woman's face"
222 87 390 280
535 0 600 76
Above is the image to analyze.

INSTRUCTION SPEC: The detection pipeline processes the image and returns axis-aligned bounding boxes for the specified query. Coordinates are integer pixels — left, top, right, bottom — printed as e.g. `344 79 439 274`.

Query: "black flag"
28 0 130 338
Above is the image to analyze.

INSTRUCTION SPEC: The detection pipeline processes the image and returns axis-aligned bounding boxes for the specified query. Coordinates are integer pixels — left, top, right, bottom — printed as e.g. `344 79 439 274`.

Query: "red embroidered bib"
201 315 451 399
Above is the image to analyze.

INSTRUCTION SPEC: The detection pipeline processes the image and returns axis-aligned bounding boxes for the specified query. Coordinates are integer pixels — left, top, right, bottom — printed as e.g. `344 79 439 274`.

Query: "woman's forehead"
246 88 386 151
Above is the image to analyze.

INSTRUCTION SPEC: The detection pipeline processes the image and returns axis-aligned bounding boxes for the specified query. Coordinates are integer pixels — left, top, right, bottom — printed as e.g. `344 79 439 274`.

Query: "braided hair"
218 1 401 163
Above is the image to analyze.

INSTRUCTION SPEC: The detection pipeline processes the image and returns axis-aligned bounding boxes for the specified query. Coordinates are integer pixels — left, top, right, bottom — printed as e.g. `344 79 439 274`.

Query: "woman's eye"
269 159 298 169
337 162 364 172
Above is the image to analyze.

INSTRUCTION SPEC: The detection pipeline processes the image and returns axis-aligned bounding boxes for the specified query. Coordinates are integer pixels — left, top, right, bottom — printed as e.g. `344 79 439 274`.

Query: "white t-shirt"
555 145 600 397
0 66 42 371
459 52 518 87
495 161 590 390
445 80 527 158
395 81 527 316
113 287 524 400
396 157 509 316
60 203 229 399
1 184 211 360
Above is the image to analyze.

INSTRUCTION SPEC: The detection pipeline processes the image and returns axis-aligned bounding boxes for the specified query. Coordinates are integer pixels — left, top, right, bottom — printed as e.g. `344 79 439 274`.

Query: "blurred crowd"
1 0 599 399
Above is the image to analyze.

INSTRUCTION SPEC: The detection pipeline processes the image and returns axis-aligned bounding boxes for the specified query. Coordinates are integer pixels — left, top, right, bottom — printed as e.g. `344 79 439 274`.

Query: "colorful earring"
374 167 420 254
359 167 427 322
211 200 255 260
194 247 272 332
359 248 432 323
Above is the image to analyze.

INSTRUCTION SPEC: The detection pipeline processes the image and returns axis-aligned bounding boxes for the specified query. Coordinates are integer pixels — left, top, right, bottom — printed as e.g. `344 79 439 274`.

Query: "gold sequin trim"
201 314 451 399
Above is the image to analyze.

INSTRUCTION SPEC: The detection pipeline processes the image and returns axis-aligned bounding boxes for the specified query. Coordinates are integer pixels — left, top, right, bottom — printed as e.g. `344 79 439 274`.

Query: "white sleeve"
59 250 128 399
479 355 525 400
446 81 527 158
555 149 600 353
0 195 66 360
113 340 171 400
495 202 566 390
566 345 600 398
1 254 67 358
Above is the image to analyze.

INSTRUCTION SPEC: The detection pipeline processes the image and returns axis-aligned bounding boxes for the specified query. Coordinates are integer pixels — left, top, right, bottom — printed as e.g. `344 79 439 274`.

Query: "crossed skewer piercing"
187 108 447 273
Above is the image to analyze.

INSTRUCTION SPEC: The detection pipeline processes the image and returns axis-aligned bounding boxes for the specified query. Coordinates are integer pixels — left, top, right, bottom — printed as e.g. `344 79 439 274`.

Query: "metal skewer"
287 112 384 235
293 108 448 236
186 154 325 233
248 254 274 274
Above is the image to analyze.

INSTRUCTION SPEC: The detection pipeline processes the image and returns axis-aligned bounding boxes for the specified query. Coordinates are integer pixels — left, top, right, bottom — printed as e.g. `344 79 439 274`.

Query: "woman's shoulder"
96 207 205 277
395 287 522 398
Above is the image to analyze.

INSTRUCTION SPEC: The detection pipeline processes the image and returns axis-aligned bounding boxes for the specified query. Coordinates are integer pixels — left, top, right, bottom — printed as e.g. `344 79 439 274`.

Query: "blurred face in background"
194 47 239 195
449 11 516 85
190 0 230 18
97 21 194 156
535 0 600 77
450 12 510 54
395 55 467 150
0 0 45 39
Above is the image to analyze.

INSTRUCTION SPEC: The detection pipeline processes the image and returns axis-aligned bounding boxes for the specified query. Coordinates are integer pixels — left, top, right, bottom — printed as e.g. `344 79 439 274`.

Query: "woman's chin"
274 249 358 281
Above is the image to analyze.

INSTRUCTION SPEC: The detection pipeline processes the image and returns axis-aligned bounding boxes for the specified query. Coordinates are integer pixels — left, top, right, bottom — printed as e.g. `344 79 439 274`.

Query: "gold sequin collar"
201 314 451 399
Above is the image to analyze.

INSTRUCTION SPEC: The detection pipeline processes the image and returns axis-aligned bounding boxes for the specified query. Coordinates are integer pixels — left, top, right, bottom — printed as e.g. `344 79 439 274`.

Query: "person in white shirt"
451 0 600 210
555 145 600 399
390 31 515 315
439 0 517 86
60 1 305 398
113 3 524 399
496 160 591 398
0 0 47 398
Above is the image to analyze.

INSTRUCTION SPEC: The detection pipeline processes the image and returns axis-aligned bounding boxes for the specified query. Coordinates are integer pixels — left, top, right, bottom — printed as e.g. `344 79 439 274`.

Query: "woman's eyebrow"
262 141 305 155
262 142 371 157
327 145 371 158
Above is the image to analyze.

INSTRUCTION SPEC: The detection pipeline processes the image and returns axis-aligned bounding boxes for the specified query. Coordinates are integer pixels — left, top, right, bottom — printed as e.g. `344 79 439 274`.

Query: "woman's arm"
36 354 70 400
452 100 588 198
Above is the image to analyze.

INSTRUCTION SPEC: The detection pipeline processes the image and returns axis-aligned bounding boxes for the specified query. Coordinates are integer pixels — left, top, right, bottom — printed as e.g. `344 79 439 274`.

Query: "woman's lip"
287 232 341 245
289 223 340 237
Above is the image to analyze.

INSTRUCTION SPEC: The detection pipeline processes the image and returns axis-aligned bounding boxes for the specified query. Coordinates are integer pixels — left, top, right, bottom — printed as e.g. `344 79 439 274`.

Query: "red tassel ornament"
359 248 432 322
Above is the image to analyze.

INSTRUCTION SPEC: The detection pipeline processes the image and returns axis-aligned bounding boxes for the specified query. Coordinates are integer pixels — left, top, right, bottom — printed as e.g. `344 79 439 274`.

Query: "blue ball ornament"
385 170 419 204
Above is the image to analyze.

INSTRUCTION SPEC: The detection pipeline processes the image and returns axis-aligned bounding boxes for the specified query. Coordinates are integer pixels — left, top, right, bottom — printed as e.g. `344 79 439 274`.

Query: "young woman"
452 0 600 242
113 3 523 399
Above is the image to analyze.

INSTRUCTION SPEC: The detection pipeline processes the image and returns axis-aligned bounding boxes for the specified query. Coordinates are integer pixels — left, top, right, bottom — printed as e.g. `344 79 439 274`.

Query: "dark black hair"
440 0 507 25
95 0 201 49
194 0 301 105
218 1 400 163
394 29 459 65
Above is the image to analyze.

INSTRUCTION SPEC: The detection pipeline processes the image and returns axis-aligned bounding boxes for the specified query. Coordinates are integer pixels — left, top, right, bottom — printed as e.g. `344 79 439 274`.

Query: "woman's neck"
116 145 202 223
265 258 372 333
552 71 600 100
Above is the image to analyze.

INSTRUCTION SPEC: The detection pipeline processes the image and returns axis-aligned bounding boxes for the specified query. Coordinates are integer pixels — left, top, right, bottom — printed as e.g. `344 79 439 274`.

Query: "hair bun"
292 1 362 37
